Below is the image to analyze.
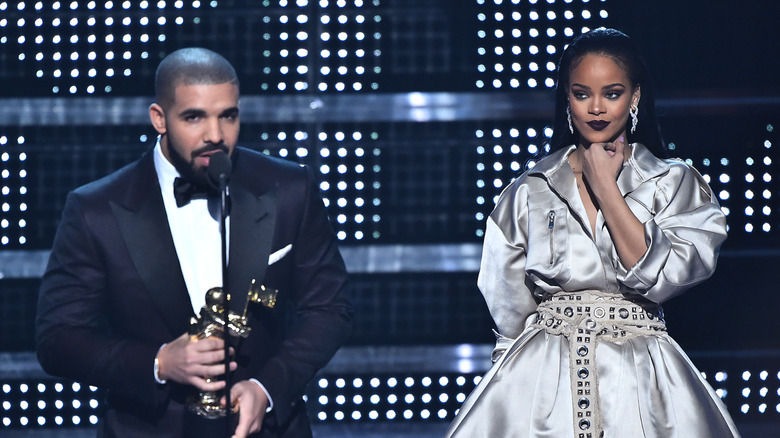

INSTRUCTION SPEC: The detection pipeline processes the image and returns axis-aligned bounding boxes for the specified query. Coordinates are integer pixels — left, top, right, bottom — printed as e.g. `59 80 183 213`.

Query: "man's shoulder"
236 147 304 170
234 147 309 183
71 152 151 201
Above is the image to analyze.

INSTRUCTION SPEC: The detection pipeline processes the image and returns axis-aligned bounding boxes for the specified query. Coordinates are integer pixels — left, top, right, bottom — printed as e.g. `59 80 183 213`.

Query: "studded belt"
531 291 666 438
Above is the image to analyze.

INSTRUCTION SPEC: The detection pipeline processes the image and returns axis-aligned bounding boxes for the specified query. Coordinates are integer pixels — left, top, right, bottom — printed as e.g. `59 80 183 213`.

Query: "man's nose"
203 118 223 144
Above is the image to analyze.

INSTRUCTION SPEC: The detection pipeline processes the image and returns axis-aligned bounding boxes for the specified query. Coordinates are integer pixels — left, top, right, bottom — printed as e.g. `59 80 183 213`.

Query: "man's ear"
149 103 166 135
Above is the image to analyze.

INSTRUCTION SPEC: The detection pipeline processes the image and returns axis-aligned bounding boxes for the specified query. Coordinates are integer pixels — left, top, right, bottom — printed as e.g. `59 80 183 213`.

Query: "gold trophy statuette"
185 287 251 420
183 282 279 435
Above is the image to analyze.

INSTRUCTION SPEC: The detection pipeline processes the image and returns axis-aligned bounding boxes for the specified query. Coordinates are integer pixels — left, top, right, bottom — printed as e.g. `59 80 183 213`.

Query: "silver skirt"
445 291 741 438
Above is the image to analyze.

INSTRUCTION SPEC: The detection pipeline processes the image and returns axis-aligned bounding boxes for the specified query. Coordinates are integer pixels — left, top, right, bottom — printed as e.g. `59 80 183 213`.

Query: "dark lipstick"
587 120 609 131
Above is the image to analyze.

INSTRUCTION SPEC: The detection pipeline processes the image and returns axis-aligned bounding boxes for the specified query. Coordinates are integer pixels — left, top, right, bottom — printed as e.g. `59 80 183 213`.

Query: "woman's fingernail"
618 135 625 143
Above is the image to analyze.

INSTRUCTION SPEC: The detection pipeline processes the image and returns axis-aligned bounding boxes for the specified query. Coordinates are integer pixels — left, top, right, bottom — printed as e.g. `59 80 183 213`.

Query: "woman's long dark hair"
549 28 666 157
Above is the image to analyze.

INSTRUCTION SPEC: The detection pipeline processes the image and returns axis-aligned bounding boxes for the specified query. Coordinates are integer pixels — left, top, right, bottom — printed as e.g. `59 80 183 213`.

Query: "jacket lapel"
110 151 194 336
533 146 592 235
618 143 670 195
226 177 278 316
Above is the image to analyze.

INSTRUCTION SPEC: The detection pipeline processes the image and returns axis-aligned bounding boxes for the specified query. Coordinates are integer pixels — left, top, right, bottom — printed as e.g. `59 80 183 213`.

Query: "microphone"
206 150 232 190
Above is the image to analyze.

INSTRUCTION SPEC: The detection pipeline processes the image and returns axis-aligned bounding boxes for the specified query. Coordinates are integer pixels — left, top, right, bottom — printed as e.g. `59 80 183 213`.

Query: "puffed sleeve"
477 179 540 339
617 162 727 303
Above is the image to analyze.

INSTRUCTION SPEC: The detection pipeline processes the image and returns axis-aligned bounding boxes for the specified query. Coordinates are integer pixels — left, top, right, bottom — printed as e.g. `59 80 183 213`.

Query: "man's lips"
587 120 609 131
193 147 228 166
194 155 211 167
194 151 220 166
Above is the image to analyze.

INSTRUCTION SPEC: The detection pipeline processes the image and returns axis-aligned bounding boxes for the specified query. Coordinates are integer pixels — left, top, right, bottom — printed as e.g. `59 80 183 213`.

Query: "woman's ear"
631 85 641 109
149 103 166 135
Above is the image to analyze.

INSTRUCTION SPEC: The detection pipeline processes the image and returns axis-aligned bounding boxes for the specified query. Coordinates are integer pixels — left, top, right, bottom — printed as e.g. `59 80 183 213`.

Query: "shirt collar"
153 136 181 195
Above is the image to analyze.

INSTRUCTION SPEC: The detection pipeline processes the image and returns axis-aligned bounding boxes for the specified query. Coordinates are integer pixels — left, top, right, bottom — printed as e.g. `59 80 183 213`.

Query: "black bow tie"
173 177 212 207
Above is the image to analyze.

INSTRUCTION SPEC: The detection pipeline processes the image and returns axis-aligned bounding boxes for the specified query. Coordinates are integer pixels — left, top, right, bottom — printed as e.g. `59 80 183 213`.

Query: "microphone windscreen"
207 151 232 189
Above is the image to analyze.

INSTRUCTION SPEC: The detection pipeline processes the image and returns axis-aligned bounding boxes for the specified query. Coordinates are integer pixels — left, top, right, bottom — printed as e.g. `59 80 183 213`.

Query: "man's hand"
226 380 269 438
156 333 237 391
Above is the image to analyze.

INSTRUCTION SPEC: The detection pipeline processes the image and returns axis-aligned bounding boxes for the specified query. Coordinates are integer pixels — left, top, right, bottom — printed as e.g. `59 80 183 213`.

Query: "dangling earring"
567 106 574 134
630 105 639 134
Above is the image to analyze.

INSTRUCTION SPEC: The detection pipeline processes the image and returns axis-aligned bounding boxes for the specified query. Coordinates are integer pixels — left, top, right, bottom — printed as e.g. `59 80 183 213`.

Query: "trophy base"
183 399 238 438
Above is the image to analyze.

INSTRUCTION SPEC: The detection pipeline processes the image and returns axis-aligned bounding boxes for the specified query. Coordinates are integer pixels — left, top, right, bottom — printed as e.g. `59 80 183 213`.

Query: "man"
36 48 353 437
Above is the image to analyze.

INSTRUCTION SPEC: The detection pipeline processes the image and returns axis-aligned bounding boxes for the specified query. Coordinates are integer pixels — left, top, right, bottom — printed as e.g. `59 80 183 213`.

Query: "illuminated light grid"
0 133 28 248
310 372 477 423
693 123 776 236
474 122 551 237
0 379 101 430
0 1 217 96
696 363 780 421
2 364 779 430
256 126 381 242
474 0 609 90
309 366 780 423
258 0 382 93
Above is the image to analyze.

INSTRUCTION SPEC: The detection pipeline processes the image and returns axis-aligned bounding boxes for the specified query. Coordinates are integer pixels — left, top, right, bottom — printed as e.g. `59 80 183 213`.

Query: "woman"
445 28 740 437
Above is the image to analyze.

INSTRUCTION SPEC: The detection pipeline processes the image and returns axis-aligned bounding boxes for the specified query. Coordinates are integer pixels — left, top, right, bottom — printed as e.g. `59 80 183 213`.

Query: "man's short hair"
154 48 239 108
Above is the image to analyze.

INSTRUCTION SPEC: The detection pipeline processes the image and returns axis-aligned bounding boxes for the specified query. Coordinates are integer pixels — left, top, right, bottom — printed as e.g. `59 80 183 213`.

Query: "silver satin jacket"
479 143 728 339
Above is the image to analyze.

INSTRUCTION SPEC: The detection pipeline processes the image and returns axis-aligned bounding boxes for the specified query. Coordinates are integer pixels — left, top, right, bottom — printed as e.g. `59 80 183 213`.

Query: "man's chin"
180 165 211 188
193 171 212 188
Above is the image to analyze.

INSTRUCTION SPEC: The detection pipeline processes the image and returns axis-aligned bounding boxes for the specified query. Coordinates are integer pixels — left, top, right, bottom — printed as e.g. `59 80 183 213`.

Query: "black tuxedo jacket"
36 147 353 437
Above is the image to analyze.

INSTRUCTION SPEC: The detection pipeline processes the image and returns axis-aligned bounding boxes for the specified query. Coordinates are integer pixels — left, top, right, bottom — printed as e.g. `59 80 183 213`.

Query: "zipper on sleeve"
548 210 556 265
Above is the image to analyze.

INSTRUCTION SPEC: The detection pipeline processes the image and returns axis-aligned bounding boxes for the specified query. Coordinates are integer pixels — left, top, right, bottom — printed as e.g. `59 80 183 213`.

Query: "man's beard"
166 138 229 189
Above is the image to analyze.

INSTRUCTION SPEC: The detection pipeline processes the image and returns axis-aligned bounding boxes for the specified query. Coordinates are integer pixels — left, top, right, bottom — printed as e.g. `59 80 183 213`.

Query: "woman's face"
567 54 640 147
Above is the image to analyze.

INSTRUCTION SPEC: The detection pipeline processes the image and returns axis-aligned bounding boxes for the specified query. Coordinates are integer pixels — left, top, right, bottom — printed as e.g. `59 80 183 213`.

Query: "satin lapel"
542 147 592 236
227 182 278 316
110 153 194 336
618 143 669 196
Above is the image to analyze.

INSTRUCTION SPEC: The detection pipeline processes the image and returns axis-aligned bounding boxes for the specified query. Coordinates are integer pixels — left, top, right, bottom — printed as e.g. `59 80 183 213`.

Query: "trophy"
183 282 279 437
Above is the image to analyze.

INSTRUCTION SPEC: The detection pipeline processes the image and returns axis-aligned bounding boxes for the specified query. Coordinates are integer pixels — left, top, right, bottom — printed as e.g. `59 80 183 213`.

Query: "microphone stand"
217 172 231 438
205 150 234 437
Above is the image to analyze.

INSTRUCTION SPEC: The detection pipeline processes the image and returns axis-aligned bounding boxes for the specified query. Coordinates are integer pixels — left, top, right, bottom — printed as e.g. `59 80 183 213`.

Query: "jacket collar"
110 150 194 336
528 143 670 196
110 148 279 333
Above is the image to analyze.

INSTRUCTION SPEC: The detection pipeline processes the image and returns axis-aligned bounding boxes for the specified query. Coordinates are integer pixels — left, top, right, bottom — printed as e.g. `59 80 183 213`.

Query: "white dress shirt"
154 140 226 314
152 139 273 411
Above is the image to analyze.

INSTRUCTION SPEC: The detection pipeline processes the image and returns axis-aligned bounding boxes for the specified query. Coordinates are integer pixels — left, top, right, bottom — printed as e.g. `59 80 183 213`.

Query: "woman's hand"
580 135 627 198
579 136 647 268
